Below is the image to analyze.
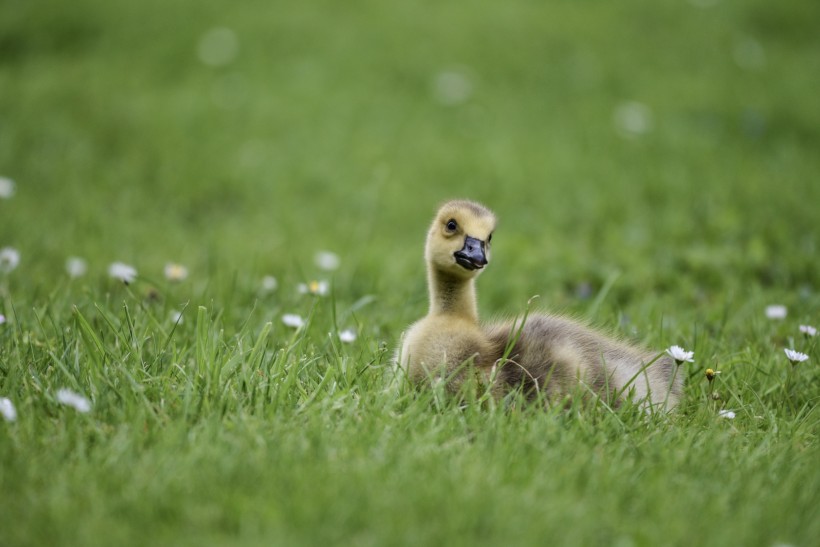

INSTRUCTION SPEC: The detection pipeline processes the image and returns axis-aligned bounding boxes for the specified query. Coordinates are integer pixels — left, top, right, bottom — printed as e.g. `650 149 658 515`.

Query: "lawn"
1 0 819 545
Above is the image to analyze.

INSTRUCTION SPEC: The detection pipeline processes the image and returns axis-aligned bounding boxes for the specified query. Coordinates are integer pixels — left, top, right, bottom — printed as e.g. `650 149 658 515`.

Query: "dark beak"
454 236 488 271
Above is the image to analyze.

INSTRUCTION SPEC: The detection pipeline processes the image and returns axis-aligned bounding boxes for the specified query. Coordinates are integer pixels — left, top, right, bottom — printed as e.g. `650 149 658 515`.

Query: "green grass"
1 0 819 545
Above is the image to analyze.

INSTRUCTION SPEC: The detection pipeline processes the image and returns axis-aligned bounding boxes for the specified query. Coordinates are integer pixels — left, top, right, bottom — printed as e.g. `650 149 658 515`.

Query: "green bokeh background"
1 1 819 545
3 0 817 308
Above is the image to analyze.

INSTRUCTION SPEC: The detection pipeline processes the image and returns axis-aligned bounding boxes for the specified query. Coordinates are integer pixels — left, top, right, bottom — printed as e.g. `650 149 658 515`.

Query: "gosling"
397 200 503 397
397 199 683 410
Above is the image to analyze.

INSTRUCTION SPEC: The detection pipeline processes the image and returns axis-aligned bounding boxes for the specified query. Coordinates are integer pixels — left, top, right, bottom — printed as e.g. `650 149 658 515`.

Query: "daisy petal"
784 348 809 364
765 305 787 320
282 314 304 329
0 397 16 422
339 328 357 343
666 345 694 364
0 247 20 273
56 389 92 413
109 262 138 284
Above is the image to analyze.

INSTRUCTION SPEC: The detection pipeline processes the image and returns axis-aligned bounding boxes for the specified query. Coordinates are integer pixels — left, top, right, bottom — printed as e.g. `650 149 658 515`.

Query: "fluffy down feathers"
397 199 683 409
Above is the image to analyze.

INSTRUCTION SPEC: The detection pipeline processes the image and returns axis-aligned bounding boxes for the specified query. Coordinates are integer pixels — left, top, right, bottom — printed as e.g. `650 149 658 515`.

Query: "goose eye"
446 219 458 231
488 233 493 242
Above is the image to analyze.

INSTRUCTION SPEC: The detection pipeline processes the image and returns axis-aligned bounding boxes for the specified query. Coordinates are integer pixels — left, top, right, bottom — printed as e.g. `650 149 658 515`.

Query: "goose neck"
428 268 479 321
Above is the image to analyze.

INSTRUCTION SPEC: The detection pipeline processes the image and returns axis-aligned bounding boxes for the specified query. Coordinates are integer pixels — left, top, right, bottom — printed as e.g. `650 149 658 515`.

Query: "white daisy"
0 397 16 422
799 325 817 337
666 345 694 364
314 250 340 271
432 68 474 106
282 313 304 329
298 280 329 296
339 328 357 343
0 177 14 199
164 262 189 282
56 388 91 413
784 348 809 364
613 101 653 138
261 275 278 292
765 305 787 320
718 409 736 420
197 27 239 67
108 262 137 284
0 247 20 273
66 257 87 278
170 310 184 324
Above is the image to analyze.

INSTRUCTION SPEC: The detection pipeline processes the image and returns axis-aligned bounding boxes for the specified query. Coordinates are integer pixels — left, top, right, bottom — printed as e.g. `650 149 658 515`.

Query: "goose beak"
454 236 488 271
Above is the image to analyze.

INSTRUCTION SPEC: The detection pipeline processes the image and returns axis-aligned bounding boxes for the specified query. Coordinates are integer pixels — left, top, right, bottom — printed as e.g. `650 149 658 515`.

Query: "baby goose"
398 199 684 410
397 200 503 396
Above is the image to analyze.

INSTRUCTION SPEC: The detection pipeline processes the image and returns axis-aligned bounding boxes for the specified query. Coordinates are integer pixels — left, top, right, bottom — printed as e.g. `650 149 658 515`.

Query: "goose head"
425 200 496 279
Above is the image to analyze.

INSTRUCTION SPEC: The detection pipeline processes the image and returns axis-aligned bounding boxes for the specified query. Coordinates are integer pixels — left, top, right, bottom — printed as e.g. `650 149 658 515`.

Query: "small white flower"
613 101 653 138
0 397 16 422
432 68 474 106
765 305 787 320
56 388 91 413
339 328 357 343
66 257 87 278
164 262 189 282
799 325 817 337
0 247 20 273
0 314 6 325
298 280 329 296
170 310 184 324
108 262 137 284
666 345 694 364
261 275 278 292
197 27 239 67
314 250 340 271
0 176 15 199
281 313 304 329
718 409 736 420
784 348 809 364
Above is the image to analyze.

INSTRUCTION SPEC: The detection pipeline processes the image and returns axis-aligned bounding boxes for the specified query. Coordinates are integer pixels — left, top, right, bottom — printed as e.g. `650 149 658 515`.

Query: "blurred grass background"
2 0 817 305
1 0 819 545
